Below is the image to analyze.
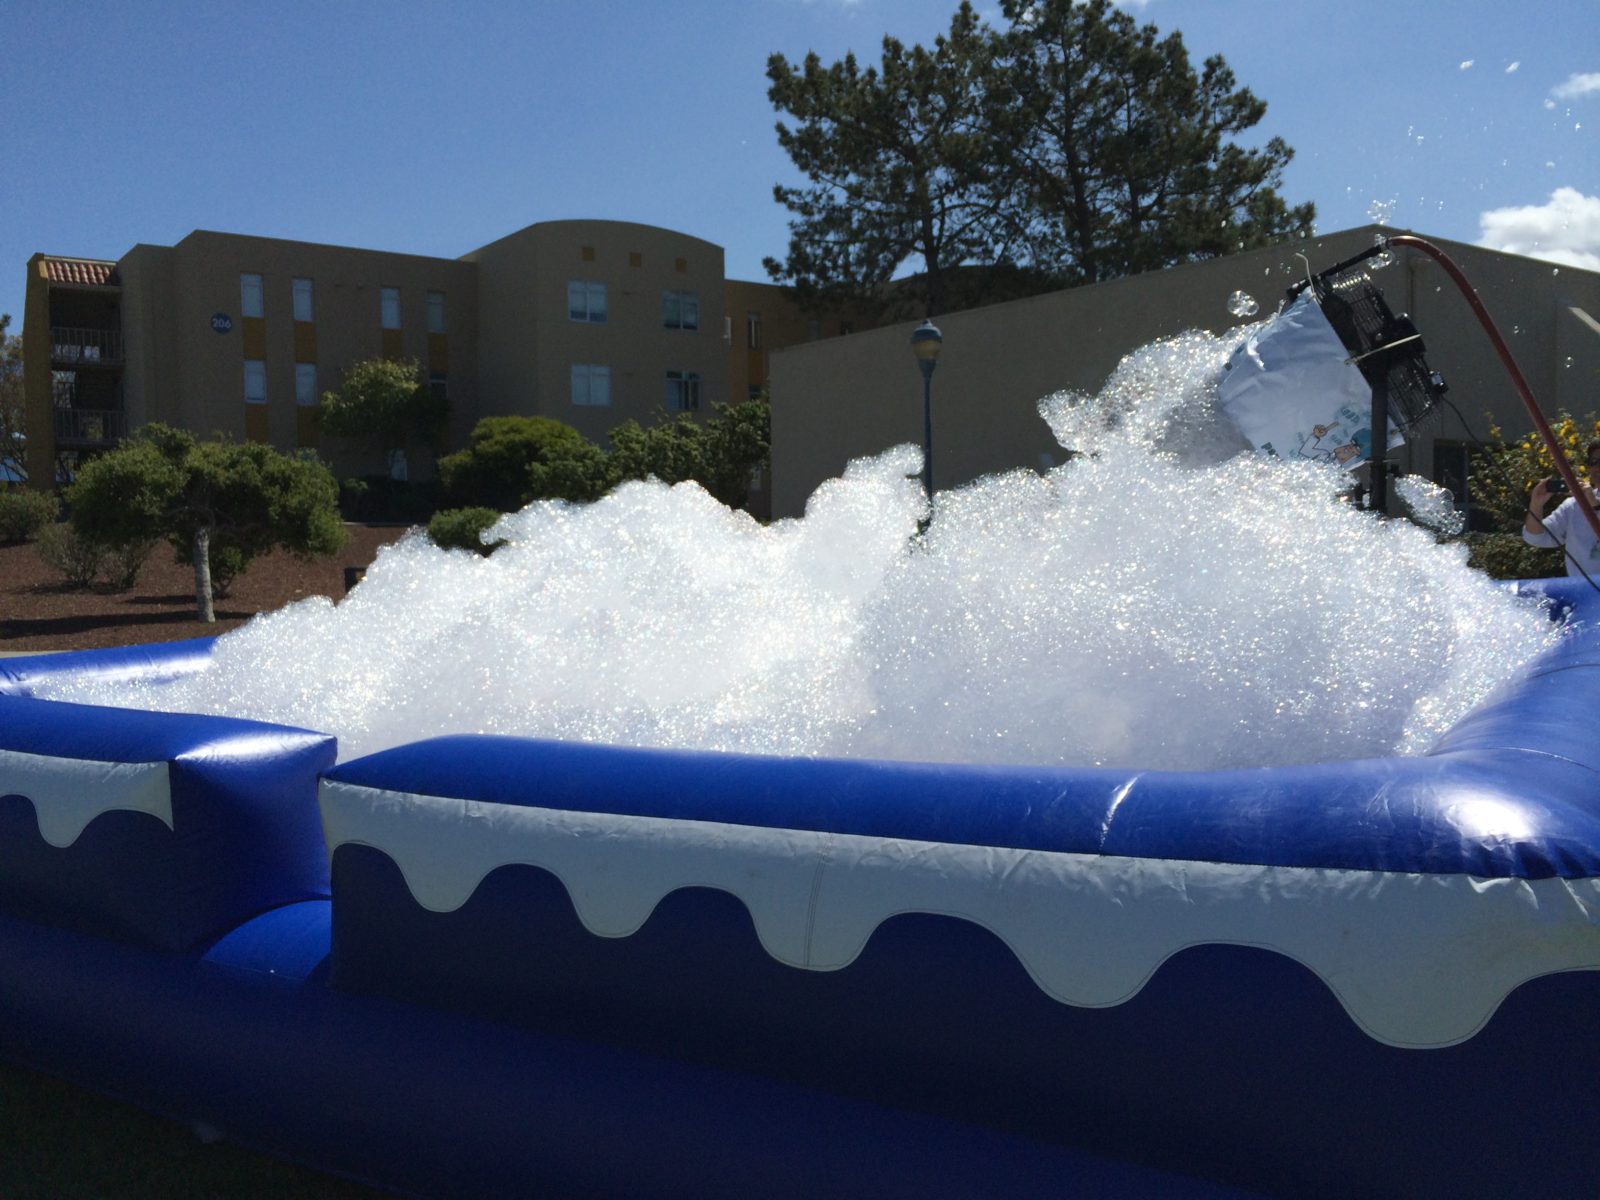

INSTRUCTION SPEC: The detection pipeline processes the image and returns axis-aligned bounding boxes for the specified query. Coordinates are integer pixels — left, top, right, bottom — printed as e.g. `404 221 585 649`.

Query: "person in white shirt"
1523 441 1600 578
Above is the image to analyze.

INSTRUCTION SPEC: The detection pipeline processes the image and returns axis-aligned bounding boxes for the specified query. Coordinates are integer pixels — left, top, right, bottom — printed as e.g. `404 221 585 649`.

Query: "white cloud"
1459 60 1474 71
1506 61 1520 74
1551 72 1600 101
1477 188 1600 271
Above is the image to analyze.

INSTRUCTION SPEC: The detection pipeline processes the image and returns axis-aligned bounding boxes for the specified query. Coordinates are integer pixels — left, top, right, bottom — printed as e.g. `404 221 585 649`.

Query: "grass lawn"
0 1060 387 1198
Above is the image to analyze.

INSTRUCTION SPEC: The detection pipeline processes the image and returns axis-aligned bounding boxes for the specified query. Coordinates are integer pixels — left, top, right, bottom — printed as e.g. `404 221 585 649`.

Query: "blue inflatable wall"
2 579 1598 1197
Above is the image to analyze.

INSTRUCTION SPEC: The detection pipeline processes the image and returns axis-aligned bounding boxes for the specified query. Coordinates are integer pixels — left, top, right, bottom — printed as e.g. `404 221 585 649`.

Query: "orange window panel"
428 332 449 374
244 404 271 444
241 317 267 360
293 322 317 364
295 405 321 449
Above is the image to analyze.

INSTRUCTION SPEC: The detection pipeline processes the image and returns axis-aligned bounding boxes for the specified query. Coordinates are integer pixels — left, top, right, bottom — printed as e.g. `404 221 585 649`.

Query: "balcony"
54 408 126 447
50 326 123 367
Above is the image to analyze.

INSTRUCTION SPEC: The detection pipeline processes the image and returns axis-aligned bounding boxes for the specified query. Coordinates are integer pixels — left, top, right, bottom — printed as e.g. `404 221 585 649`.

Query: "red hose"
1385 234 1600 545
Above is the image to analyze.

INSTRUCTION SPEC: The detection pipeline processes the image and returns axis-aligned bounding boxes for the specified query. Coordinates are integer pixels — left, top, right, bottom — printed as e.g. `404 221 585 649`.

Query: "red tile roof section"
43 258 118 286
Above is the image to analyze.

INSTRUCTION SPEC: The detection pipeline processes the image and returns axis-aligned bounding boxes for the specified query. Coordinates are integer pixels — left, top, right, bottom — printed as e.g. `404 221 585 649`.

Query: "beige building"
769 225 1600 520
23 219 823 502
27 220 1598 524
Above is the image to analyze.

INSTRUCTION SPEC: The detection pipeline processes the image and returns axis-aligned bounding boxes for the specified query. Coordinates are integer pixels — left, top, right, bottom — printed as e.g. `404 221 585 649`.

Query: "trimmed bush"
438 416 611 511
0 490 60 544
101 538 158 592
340 475 438 523
35 523 105 588
1461 532 1564 580
427 507 505 557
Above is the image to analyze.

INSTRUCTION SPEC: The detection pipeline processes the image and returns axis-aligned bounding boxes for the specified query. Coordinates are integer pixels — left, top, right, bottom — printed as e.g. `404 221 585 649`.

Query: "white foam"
38 328 1561 769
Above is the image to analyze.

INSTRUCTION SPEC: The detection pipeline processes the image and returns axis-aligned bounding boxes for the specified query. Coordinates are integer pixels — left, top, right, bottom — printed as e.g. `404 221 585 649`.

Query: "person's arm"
1523 479 1565 546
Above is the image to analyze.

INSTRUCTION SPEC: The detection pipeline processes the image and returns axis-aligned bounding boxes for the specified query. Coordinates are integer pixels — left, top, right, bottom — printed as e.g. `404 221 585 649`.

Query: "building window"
427 291 446 333
747 312 763 350
241 274 264 319
665 370 701 412
662 290 699 331
568 281 608 323
293 278 314 322
429 372 448 403
571 363 611 406
381 287 401 330
244 360 267 404
294 364 318 407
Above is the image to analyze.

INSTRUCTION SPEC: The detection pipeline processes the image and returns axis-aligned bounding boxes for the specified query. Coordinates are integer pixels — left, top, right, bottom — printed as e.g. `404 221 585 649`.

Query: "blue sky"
3 0 1596 332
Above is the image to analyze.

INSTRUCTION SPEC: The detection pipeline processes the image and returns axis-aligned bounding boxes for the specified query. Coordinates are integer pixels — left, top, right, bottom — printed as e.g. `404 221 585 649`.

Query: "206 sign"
211 312 234 333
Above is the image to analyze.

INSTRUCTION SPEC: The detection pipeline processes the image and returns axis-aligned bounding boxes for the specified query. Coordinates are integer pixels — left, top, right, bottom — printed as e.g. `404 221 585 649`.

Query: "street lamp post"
910 319 943 499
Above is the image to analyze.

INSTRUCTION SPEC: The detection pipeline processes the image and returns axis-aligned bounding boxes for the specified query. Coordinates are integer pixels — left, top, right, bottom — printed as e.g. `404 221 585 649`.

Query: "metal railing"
50 326 122 365
54 408 126 445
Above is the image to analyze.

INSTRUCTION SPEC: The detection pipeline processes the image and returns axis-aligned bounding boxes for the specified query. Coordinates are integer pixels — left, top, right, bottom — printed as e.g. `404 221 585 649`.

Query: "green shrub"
35 523 105 588
438 416 611 511
427 507 505 556
1461 532 1565 580
100 538 157 592
0 490 60 544
206 544 248 598
67 424 348 622
339 474 437 523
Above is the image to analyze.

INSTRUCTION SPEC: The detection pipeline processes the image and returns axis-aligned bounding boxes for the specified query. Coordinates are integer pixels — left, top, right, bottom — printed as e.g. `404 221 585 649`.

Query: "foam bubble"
39 329 1561 771
1395 474 1466 535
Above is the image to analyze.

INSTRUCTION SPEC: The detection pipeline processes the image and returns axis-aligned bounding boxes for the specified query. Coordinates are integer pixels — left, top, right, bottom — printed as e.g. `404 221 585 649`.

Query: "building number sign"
211 313 234 334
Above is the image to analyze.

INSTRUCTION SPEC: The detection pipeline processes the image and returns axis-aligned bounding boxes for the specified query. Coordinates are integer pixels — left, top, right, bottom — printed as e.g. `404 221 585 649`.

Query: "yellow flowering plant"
1472 412 1600 530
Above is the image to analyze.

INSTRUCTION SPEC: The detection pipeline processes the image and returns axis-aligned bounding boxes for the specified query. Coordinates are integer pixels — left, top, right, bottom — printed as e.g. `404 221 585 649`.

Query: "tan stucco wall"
117 243 177 435
150 231 478 477
769 225 1600 518
465 219 730 447
22 220 877 494
21 257 52 483
722 278 821 404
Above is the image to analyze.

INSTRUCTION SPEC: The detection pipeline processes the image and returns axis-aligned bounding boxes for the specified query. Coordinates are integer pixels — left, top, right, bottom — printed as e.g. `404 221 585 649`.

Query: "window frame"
240 273 264 319
381 287 402 330
665 369 701 412
567 280 608 324
292 278 314 323
294 363 318 407
571 363 612 407
427 290 447 334
243 359 267 404
662 289 699 331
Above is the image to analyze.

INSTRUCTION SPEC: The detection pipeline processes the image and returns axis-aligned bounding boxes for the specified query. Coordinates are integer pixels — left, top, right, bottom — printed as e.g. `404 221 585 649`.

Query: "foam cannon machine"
1219 234 1600 543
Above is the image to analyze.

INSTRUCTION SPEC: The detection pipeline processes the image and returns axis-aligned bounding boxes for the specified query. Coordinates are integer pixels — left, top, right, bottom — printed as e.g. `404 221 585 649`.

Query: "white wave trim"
319 780 1600 1049
0 748 172 847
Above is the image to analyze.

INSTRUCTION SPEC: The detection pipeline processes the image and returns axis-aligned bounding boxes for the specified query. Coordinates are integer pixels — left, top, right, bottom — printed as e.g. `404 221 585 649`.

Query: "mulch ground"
0 525 412 654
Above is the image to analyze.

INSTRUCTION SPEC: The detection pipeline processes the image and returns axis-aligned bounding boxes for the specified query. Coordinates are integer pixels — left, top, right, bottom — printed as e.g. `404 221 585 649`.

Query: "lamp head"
910 319 944 364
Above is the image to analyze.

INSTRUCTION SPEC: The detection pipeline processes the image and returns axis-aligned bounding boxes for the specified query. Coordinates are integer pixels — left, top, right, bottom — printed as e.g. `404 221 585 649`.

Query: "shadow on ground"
0 1062 385 1199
